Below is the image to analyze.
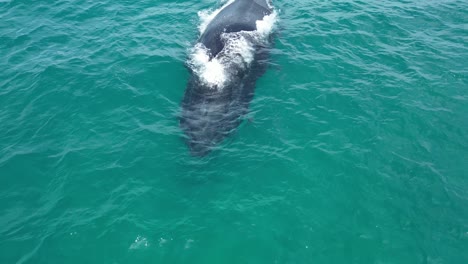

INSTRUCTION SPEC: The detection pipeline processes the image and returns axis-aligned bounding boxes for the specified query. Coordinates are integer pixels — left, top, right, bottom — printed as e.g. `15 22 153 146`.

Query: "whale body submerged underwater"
180 0 276 156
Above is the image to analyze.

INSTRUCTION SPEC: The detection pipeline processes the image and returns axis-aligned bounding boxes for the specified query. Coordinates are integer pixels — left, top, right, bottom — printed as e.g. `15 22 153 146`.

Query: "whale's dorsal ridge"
251 0 272 10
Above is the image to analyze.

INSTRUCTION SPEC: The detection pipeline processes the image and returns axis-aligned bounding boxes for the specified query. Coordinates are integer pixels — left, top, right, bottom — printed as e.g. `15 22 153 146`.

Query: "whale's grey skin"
180 0 273 156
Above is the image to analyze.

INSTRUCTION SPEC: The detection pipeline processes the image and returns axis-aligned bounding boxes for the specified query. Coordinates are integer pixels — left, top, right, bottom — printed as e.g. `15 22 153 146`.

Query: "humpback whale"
180 0 275 156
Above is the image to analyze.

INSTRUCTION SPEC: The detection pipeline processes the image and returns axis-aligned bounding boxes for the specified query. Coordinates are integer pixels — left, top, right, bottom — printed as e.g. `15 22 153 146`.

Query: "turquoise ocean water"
1 0 467 263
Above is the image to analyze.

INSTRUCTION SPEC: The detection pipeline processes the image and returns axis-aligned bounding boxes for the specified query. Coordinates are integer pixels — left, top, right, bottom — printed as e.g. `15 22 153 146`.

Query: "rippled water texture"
1 0 467 263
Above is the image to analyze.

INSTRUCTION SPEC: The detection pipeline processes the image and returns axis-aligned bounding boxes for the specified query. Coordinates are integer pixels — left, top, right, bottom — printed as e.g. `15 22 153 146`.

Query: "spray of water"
188 2 277 89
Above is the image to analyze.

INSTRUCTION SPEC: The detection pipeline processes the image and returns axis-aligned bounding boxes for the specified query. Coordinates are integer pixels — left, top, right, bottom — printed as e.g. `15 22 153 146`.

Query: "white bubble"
129 235 149 250
159 237 167 247
184 239 194 249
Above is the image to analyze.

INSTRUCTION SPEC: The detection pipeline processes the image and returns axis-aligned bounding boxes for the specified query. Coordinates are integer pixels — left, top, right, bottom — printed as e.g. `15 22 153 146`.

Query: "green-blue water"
1 0 467 263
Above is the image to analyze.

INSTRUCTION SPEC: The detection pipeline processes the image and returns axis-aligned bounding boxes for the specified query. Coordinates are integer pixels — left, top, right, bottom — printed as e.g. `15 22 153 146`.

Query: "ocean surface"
1 0 467 263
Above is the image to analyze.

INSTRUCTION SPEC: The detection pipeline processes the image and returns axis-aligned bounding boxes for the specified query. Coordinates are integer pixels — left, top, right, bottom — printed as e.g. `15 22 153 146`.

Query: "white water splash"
189 2 278 89
190 44 227 87
256 11 277 36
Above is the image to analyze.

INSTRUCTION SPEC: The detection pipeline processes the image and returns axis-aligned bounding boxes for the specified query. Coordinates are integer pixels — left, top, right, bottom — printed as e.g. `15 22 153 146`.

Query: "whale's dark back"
180 0 273 156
